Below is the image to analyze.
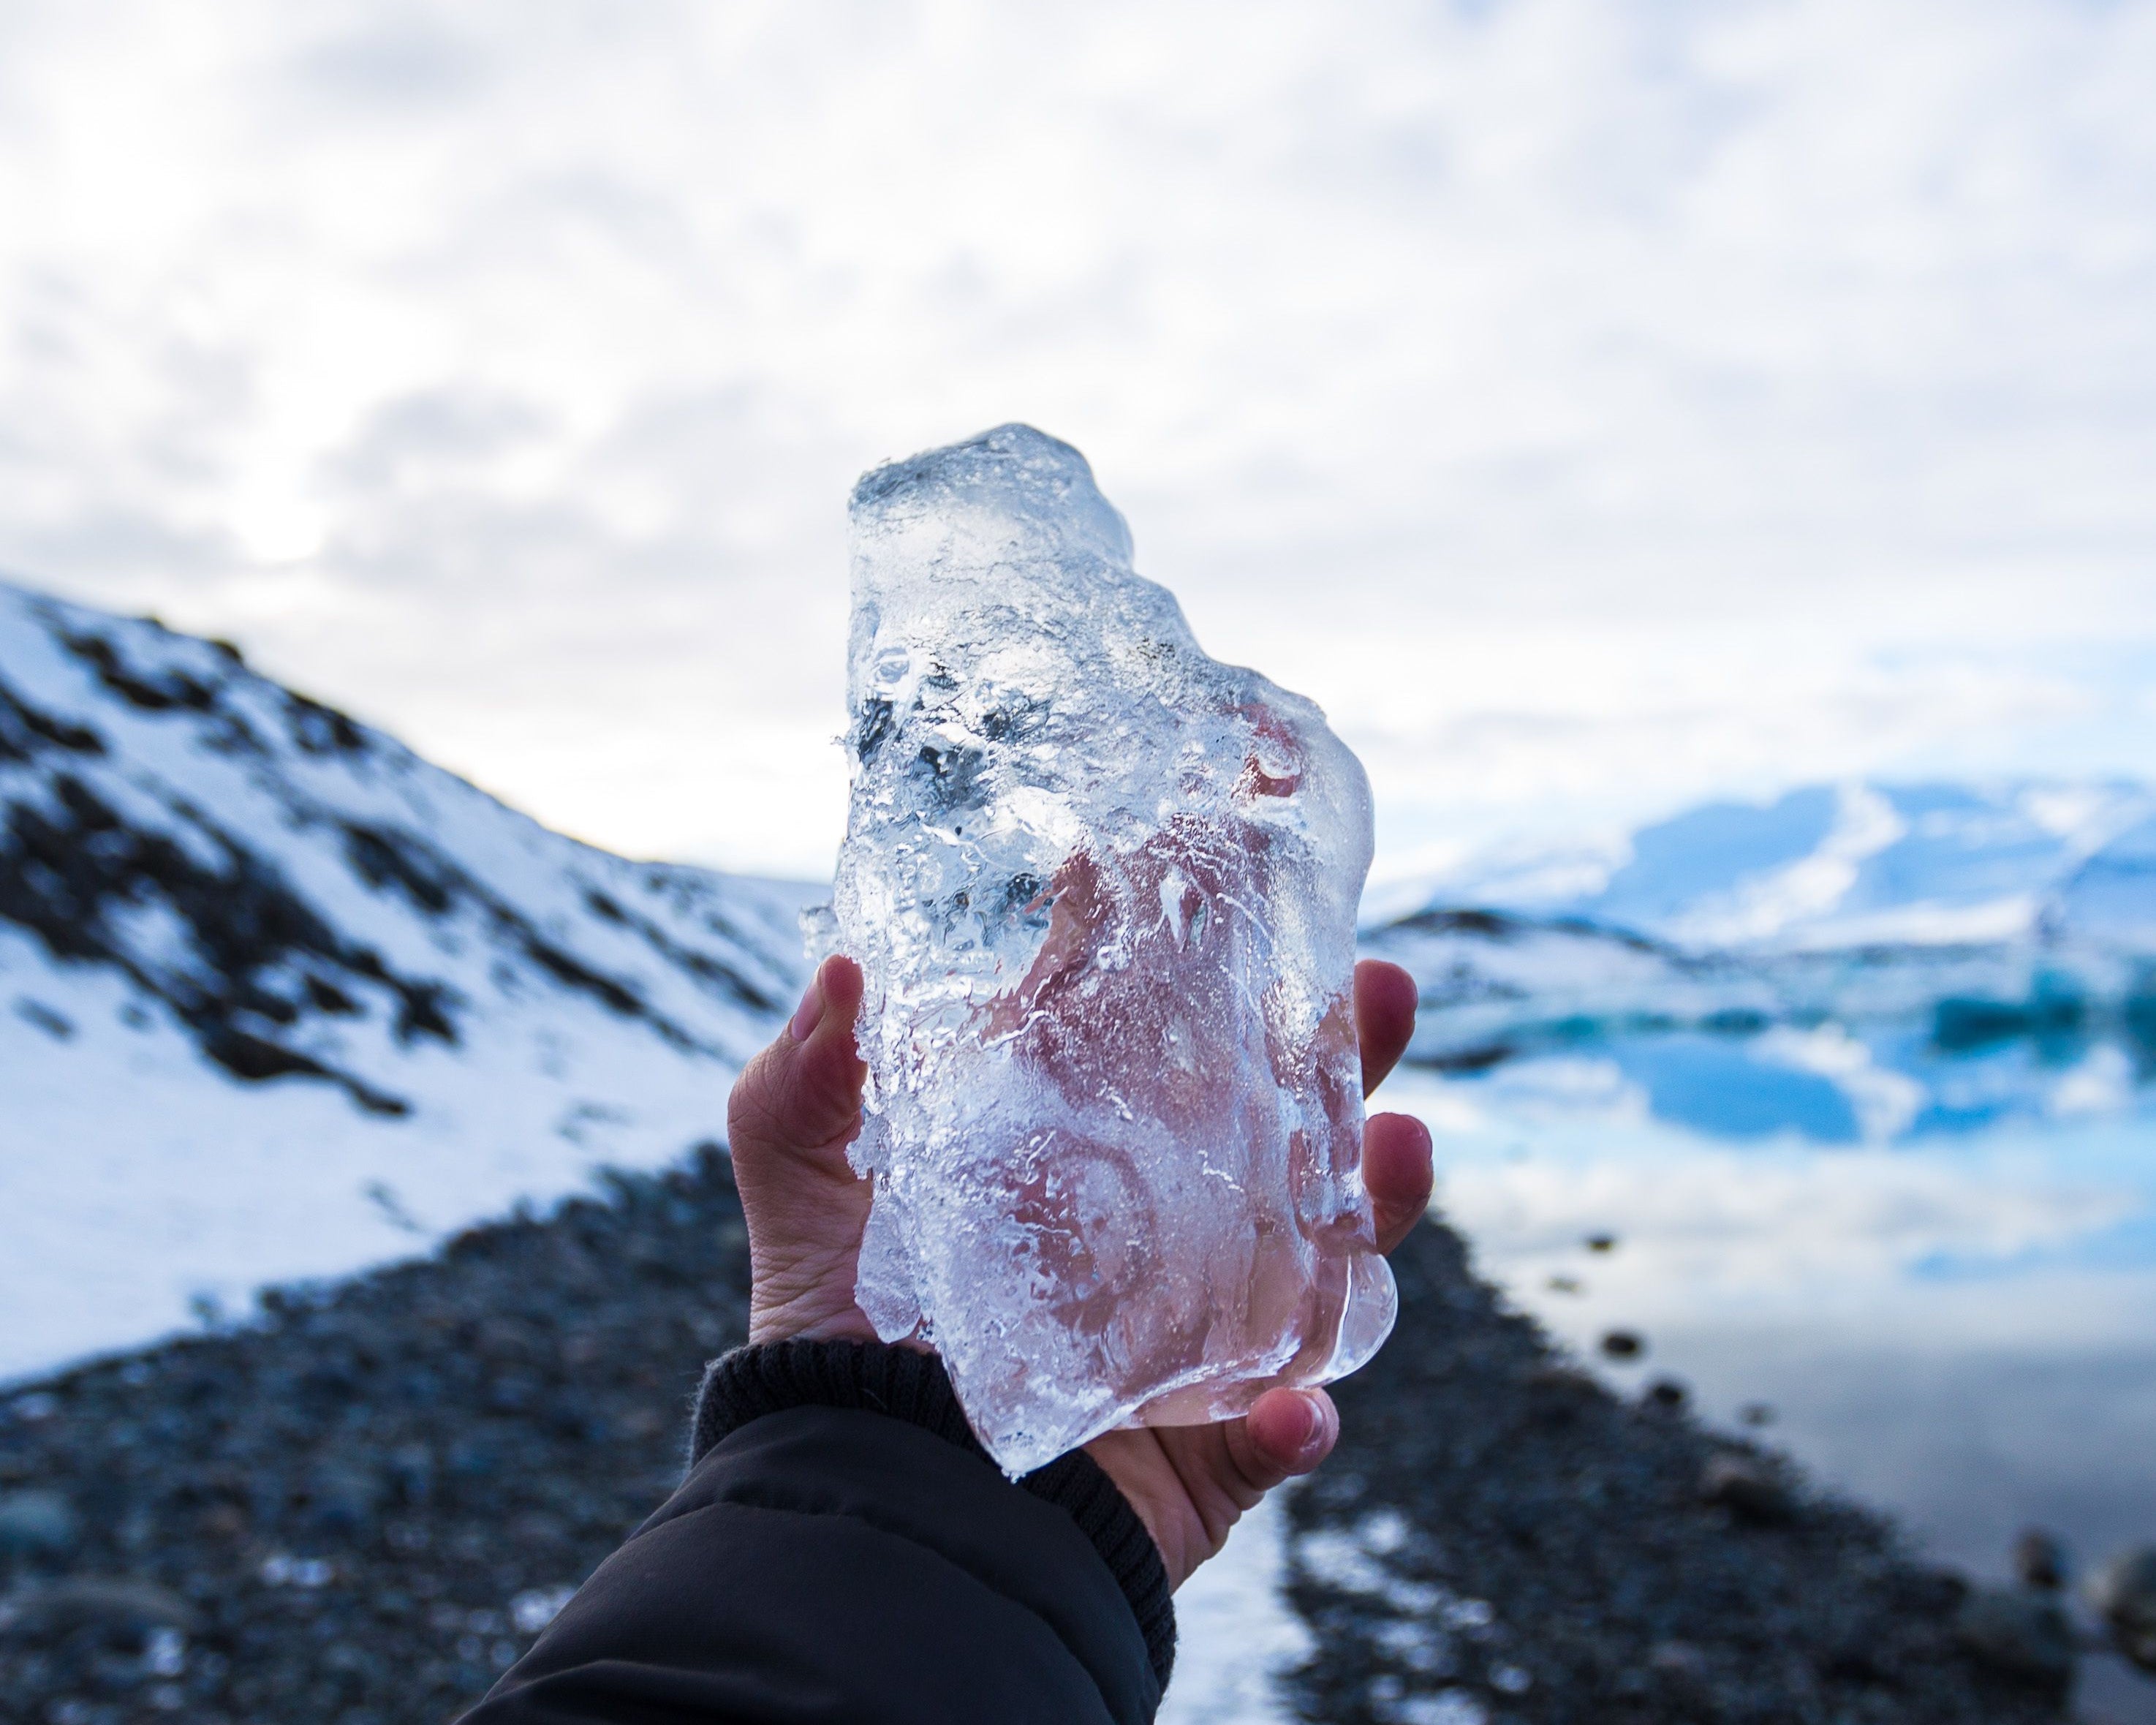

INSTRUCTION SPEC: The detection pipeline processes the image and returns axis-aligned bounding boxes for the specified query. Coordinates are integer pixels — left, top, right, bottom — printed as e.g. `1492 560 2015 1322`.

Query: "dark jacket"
461 1340 1176 1724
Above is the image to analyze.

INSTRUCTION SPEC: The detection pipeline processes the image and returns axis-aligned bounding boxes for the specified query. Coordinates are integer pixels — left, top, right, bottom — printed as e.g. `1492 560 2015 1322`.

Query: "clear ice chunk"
831 423 1395 1475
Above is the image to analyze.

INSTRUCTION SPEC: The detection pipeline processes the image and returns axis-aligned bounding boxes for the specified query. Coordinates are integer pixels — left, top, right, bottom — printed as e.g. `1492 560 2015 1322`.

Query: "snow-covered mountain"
12 576 2155 1368
0 580 812 1382
1375 781 2156 954
1362 781 2156 1135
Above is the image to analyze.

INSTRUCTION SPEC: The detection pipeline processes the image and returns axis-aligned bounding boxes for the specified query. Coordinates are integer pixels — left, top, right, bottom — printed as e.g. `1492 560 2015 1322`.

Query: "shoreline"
0 1150 2087 1721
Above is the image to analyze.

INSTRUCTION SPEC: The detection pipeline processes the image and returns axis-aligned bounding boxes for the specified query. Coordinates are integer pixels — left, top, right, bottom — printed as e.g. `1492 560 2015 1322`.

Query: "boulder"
2087 1546 2156 1672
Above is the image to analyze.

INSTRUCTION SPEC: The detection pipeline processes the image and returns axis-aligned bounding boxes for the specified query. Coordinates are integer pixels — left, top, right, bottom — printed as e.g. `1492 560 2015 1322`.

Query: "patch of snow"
1158 1492 1309 1725
1659 783 1907 950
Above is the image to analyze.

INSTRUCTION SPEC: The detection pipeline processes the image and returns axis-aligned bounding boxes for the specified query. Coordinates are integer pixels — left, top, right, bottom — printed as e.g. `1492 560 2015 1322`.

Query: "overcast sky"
2 0 2152 883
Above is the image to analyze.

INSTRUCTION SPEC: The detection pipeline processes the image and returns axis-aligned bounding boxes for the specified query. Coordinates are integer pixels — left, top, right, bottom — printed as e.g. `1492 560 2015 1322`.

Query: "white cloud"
1 0 2153 874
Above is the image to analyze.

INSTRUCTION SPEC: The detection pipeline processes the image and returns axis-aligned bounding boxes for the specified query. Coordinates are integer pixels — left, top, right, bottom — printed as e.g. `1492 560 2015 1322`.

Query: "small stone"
2087 1545 2156 1673
387 1442 435 1506
1584 1234 1616 1253
305 1464 382 1537
6 1391 58 1422
1699 1452 1795 1525
1644 1639 1714 1707
1953 1585 2076 1693
2 1578 200 1647
0 1489 77 1559
1599 1329 1644 1361
1815 1627 1888 1683
1518 1362 1600 1427
1648 1639 1709 1676
1489 1661 1532 1695
1644 1377 1687 1411
197 1501 248 1541
2013 1527 2067 1591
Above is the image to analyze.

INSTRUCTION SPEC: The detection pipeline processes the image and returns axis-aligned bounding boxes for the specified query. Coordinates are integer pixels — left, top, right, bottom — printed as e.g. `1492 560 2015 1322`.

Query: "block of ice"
827 423 1394 1475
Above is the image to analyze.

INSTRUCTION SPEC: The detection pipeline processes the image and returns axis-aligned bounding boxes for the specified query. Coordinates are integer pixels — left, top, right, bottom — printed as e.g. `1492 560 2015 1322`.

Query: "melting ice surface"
823 424 1393 1474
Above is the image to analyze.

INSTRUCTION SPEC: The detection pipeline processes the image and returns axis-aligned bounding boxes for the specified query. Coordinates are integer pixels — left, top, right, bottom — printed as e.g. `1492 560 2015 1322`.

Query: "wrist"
744 1240 880 1344
746 1293 880 1345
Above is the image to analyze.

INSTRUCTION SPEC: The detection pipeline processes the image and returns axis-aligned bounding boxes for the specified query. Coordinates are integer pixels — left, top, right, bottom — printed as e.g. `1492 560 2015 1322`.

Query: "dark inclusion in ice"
822 423 1393 1474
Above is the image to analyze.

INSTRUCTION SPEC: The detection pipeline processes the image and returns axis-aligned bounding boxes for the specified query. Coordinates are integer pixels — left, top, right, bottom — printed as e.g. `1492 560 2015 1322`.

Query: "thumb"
1228 1388 1339 1497
730 956 868 1159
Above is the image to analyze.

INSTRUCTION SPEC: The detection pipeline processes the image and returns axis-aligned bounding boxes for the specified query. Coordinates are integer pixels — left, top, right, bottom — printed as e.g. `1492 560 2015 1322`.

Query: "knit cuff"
692 1338 1176 1690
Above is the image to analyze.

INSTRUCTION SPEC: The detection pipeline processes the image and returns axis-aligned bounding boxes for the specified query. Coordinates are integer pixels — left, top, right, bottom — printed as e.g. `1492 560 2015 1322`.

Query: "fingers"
1364 1111 1434 1254
730 956 869 1159
1229 1388 1339 1497
1354 959 1418 1096
790 954 865 1052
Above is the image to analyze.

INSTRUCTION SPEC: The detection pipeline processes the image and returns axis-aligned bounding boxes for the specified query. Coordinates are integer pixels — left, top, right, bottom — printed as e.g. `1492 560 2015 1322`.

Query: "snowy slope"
0 581 813 1382
2053 812 2156 953
1381 781 2155 954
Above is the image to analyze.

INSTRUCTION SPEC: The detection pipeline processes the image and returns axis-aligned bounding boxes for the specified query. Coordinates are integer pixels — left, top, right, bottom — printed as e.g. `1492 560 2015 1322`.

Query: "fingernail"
1290 1394 1324 1456
789 971 825 1042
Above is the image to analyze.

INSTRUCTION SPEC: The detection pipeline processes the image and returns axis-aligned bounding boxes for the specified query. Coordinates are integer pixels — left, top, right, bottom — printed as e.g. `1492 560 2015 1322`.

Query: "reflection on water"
1393 1033 2156 1718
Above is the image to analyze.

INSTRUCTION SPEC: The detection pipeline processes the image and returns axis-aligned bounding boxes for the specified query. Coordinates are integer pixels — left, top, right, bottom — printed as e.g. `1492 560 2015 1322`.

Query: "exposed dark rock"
2090 1547 2156 1674
1 1577 200 1644
284 692 368 756
3 583 803 1144
0 676 105 760
0 769 453 1111
2014 1527 2068 1592
0 1487 77 1559
1953 1586 2076 1696
11 997 72 1040
58 630 219 716
1698 1452 1797 1526
1642 1378 1687 1413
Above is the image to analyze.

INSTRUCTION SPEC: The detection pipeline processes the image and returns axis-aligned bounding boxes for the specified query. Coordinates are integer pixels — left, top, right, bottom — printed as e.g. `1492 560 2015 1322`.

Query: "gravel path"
0 1151 2077 1723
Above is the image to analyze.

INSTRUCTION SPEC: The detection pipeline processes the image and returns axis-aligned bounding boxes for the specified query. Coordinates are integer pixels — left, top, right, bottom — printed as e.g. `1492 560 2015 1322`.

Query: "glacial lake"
1170 1030 2156 1723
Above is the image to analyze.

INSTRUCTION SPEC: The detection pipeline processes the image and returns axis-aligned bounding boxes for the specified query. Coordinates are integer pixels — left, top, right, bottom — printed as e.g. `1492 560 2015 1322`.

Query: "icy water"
1169 1033 2156 1722
1405 1043 2156 1721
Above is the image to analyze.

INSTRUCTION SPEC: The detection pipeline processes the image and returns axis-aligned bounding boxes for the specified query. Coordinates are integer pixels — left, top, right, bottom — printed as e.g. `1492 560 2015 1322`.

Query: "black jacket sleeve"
460 1340 1176 1725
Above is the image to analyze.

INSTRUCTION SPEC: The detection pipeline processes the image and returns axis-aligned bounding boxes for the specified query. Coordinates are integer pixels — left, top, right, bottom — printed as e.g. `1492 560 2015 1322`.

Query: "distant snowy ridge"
1372 780 2156 955
0 579 812 1381
1361 782 2156 1076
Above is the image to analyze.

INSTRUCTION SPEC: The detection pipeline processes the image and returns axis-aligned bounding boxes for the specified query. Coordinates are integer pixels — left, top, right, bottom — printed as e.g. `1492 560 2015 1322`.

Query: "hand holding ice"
831 424 1395 1475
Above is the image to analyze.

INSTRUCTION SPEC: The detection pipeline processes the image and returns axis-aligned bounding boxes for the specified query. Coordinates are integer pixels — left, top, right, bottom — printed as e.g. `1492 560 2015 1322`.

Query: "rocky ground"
0 1147 2107 1724
0 1150 751 1724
